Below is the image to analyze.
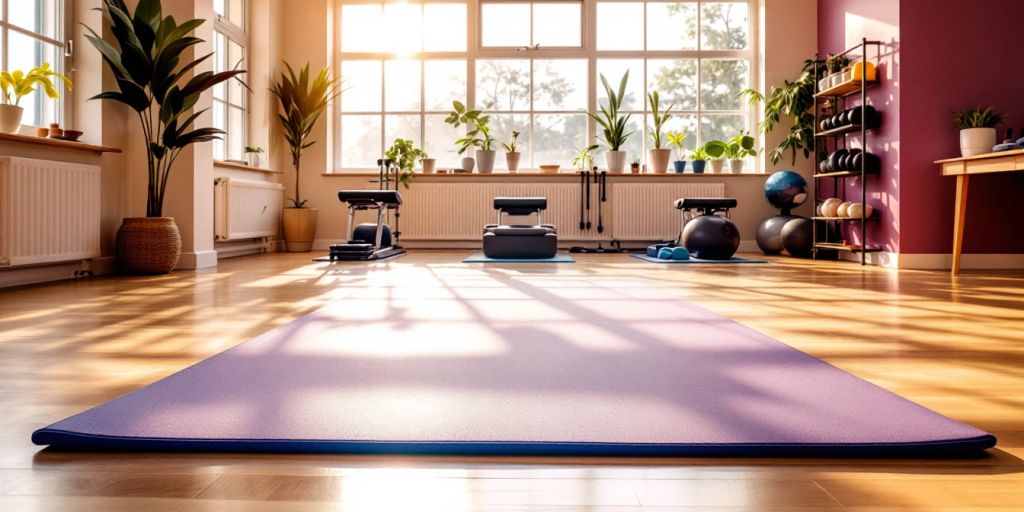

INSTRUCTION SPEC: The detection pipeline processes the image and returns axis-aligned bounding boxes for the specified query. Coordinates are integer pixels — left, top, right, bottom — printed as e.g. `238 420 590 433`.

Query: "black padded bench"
482 197 558 259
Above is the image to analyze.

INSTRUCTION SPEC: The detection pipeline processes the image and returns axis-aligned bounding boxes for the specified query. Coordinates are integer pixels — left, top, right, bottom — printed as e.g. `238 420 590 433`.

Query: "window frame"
212 0 250 162
0 0 73 128
332 0 758 172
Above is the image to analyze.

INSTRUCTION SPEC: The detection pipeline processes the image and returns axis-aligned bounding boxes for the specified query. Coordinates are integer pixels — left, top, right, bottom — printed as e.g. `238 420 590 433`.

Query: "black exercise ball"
756 215 797 255
781 217 814 258
682 215 741 260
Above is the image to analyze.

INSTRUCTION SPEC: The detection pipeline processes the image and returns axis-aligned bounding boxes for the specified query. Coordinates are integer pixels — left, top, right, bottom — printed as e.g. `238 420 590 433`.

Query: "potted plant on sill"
573 144 599 173
384 138 425 188
647 90 674 174
270 62 342 253
86 0 245 273
690 146 709 174
630 156 641 174
952 105 1004 157
704 140 727 173
666 131 687 173
725 131 758 173
0 63 71 133
502 130 522 172
445 101 496 173
590 71 633 173
244 146 264 167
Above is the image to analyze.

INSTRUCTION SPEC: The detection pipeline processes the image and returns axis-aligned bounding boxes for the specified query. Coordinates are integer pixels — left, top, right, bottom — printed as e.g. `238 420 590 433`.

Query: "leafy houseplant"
589 71 634 173
244 146 264 167
630 156 641 174
666 131 687 173
87 0 245 273
384 138 425 188
502 130 522 172
703 140 728 173
573 144 599 172
742 58 822 166
953 105 1004 157
647 90 674 173
270 62 342 252
445 100 496 173
725 131 758 173
690 146 709 174
0 63 71 133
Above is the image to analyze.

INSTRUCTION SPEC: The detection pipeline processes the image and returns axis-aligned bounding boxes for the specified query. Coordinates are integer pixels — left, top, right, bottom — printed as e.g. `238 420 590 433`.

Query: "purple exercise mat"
33 276 995 456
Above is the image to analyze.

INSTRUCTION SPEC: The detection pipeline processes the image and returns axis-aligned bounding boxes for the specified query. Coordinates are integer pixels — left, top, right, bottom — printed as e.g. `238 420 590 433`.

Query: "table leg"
952 174 969 275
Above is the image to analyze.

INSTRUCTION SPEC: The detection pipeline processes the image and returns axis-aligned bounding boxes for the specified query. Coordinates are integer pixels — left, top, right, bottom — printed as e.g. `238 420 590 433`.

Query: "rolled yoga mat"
33 276 994 456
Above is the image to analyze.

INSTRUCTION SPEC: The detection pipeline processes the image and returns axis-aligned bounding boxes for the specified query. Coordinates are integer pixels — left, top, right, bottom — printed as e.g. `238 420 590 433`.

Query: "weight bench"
674 198 737 244
482 197 558 259
327 190 405 261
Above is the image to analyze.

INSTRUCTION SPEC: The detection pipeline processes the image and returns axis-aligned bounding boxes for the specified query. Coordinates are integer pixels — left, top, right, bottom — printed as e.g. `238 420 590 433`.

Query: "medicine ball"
682 215 741 260
756 214 797 255
781 217 814 258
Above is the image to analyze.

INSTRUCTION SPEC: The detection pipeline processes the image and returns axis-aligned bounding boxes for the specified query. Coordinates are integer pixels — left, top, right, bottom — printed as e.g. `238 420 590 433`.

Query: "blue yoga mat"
463 253 575 263
631 254 766 264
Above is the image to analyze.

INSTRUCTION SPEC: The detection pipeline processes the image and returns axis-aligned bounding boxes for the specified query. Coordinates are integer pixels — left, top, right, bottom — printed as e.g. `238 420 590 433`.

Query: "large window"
1 0 70 128
212 0 248 162
334 0 755 171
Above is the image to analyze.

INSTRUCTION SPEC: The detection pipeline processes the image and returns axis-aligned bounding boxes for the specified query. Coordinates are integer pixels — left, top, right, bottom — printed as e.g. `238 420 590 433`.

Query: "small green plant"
631 155 641 166
573 144 599 170
725 131 758 159
445 100 495 153
690 146 709 161
647 90 674 149
952 106 1006 130
589 71 634 151
384 138 426 189
825 53 850 74
0 63 71 106
244 146 264 154
502 130 520 153
704 140 727 160
666 131 687 161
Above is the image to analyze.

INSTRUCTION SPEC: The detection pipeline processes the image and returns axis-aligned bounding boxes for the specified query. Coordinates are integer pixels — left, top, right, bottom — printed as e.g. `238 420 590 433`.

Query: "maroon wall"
899 0 1024 254
817 0 900 252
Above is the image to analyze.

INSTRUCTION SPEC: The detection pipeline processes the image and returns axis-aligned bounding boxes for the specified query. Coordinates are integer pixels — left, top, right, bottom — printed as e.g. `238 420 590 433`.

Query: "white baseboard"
176 250 219 270
0 256 116 289
895 253 1024 270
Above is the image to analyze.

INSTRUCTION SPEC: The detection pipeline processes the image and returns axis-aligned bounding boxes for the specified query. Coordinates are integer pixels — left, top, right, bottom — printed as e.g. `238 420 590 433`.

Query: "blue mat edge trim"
463 254 575 263
32 429 996 457
630 254 766 264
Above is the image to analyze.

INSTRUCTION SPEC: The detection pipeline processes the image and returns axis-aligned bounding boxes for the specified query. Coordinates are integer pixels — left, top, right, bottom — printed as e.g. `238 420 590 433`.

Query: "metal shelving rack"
812 38 883 265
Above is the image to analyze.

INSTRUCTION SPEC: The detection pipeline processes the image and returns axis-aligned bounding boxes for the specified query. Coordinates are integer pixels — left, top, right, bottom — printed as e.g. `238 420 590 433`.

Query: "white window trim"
333 0 758 172
0 0 73 128
213 3 250 162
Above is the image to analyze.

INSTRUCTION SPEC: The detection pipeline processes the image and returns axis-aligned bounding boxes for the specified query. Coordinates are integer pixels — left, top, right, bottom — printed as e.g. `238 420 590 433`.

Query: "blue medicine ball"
764 171 809 210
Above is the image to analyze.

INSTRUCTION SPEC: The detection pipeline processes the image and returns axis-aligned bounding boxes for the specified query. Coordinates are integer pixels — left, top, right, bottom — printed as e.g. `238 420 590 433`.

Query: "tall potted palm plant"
270 63 342 252
590 72 633 173
647 90 674 173
86 0 245 273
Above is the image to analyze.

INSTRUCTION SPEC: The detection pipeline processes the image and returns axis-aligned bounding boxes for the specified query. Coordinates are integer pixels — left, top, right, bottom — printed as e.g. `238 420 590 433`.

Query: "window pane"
384 2 422 55
533 59 587 111
657 114 699 154
476 59 530 111
481 3 529 47
648 59 698 111
424 60 466 111
213 101 226 160
227 38 246 105
9 0 61 40
227 105 246 161
341 60 382 112
424 114 464 168
701 2 750 50
341 4 384 52
214 0 225 16
489 114 531 170
700 114 748 144
534 2 581 47
596 2 643 50
596 60 644 112
700 59 748 110
341 115 382 168
424 4 467 52
647 2 697 51
533 114 586 168
228 0 245 27
384 60 421 111
384 114 421 148
213 32 228 101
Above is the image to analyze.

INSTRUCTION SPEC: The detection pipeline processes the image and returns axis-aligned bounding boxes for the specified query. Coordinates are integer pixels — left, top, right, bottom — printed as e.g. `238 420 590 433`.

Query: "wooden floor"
1 251 1023 511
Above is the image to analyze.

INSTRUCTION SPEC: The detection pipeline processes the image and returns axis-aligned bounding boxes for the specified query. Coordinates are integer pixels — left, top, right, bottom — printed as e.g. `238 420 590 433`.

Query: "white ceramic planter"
709 159 725 173
959 127 996 157
605 150 626 173
475 149 496 173
729 159 744 173
648 148 671 174
0 104 24 134
461 156 475 173
421 158 436 174
505 152 521 172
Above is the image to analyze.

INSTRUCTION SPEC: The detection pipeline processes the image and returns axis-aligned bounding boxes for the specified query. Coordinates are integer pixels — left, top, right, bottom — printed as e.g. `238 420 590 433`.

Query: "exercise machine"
325 159 406 262
482 197 558 259
674 198 741 260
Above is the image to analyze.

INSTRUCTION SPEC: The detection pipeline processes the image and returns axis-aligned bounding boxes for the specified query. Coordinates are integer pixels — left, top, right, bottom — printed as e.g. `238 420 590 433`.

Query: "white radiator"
0 157 101 267
611 182 725 241
395 181 724 242
214 178 284 241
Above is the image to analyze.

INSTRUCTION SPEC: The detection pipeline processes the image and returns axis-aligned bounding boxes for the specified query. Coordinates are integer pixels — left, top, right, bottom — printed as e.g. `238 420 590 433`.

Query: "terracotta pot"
709 159 725 173
0 104 24 133
649 148 671 173
116 217 182 274
283 208 318 252
476 149 496 173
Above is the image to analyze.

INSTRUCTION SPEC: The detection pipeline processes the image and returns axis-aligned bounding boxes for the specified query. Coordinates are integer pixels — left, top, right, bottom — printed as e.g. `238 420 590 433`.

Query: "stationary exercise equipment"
757 171 811 257
674 198 741 260
482 197 558 259
325 159 406 261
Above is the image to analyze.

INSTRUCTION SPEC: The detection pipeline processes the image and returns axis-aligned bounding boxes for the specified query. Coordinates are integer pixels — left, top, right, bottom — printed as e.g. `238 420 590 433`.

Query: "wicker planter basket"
115 217 182 274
